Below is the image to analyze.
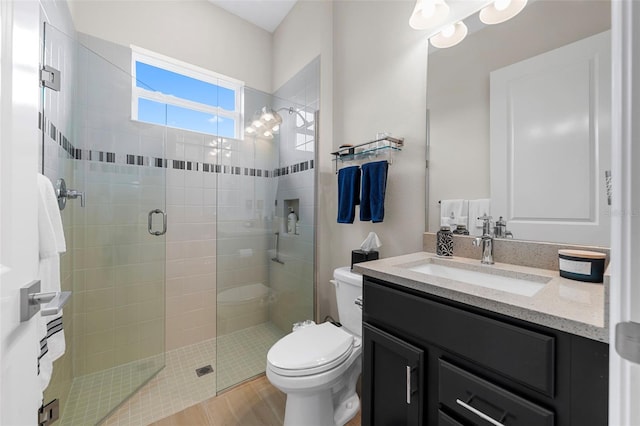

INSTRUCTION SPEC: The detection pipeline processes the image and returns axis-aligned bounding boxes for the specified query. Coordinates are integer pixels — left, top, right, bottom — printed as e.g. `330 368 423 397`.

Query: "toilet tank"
332 267 363 337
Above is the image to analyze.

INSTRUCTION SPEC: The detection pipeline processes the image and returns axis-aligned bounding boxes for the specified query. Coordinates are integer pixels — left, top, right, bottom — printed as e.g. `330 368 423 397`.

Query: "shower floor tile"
216 321 285 392
58 322 285 426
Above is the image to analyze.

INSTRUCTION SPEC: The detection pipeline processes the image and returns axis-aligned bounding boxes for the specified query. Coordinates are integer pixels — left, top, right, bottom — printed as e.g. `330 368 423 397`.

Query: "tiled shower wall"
269 58 319 331
75 34 282 351
164 128 218 350
71 37 166 375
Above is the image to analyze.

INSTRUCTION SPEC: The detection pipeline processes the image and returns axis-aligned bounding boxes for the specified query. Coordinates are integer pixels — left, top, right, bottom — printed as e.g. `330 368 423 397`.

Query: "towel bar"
20 280 72 322
331 136 403 173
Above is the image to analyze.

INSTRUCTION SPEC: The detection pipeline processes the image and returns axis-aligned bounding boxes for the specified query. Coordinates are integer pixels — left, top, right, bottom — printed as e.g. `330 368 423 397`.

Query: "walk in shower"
40 22 317 425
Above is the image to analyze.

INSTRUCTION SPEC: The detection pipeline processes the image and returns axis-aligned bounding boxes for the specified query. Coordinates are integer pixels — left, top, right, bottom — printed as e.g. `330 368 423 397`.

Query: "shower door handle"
148 209 167 236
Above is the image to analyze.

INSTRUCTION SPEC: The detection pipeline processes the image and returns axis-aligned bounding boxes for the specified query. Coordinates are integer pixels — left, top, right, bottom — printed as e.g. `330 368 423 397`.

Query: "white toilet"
266 267 363 426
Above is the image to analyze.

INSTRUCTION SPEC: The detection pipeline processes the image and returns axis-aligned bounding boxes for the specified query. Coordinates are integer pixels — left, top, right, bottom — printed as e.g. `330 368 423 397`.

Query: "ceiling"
207 0 298 33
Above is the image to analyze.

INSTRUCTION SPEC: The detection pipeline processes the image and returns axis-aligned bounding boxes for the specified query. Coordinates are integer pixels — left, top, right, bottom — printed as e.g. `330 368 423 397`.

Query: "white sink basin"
408 262 549 297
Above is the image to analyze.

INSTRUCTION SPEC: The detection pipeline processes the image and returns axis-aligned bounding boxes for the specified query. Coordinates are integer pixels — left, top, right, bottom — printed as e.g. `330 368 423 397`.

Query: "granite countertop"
353 251 608 343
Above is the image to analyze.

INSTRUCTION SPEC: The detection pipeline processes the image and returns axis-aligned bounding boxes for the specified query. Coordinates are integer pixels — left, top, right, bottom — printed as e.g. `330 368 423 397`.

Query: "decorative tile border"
41 116 314 178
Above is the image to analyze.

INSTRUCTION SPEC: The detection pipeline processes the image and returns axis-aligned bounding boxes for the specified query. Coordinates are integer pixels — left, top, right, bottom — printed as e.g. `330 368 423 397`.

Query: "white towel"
468 198 491 236
440 199 469 229
37 174 67 394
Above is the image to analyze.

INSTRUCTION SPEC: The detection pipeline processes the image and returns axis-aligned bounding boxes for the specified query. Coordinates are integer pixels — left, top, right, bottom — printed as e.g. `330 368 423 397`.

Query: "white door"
0 0 44 424
609 1 640 425
490 31 611 246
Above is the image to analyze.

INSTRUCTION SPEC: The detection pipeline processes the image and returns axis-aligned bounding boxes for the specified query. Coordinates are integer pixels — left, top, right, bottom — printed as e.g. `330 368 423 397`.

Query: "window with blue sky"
131 46 243 138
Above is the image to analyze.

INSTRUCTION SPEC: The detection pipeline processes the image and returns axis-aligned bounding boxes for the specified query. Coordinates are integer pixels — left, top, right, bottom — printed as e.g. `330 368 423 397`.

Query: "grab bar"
271 232 284 264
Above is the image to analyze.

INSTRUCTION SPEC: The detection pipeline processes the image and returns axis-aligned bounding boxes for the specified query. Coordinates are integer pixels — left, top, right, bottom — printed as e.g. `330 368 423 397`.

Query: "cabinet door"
362 323 424 426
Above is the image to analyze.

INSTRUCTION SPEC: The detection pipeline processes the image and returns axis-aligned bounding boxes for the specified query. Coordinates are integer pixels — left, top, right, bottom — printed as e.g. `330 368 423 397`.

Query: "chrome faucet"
472 215 495 264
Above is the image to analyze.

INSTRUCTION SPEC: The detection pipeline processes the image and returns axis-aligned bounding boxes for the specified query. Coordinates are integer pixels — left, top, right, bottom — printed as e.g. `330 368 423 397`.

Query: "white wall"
67 0 273 93
328 1 427 318
275 0 427 322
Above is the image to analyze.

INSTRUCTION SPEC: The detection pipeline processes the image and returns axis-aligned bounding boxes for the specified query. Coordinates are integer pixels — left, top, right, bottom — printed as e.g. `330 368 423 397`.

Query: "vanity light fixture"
430 21 468 49
245 106 311 140
409 0 450 30
479 0 527 25
245 106 283 140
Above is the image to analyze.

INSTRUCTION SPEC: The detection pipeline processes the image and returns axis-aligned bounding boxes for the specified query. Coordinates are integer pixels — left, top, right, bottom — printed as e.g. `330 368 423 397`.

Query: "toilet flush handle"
354 296 363 310
330 279 338 288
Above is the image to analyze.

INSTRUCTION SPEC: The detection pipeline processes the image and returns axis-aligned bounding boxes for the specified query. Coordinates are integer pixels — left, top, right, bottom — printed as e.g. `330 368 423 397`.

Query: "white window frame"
131 45 244 138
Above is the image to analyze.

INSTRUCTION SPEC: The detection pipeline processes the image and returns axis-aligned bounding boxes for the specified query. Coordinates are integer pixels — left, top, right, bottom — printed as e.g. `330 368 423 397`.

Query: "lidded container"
558 249 607 283
331 267 363 337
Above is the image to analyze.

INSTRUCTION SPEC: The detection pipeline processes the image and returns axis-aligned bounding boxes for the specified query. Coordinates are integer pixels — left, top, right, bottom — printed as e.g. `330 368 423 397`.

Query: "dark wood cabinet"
362 323 425 425
362 276 608 426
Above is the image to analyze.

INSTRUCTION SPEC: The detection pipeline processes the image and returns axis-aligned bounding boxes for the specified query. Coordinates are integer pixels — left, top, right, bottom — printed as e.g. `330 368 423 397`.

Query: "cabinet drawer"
364 280 555 396
439 410 465 426
439 360 554 426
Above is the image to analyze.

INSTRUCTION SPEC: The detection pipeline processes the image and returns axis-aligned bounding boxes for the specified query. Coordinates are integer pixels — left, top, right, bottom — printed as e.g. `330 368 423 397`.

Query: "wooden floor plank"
155 375 361 425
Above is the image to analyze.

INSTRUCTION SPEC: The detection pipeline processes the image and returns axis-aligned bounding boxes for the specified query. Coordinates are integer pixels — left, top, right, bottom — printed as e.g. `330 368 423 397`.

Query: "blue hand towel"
337 165 361 223
360 160 389 223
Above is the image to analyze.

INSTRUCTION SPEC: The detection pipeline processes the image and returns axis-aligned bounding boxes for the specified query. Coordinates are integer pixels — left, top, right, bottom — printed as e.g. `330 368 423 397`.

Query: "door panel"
40 23 167 425
490 31 611 246
0 1 43 424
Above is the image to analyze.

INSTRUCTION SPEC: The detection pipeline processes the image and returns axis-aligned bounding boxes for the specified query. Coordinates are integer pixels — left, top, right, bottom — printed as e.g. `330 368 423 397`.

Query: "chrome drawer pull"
406 366 411 404
456 399 505 426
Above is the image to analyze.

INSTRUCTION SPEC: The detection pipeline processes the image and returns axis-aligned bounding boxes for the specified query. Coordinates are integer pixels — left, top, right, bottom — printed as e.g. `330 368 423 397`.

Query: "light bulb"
494 0 511 11
245 127 255 134
441 24 455 38
409 0 450 30
420 2 436 18
272 124 280 132
479 0 527 25
430 21 468 48
252 120 263 128
262 112 274 122
263 130 273 138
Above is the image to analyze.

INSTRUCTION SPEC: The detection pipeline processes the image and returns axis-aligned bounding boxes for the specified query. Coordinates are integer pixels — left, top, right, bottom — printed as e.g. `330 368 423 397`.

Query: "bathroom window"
131 46 243 138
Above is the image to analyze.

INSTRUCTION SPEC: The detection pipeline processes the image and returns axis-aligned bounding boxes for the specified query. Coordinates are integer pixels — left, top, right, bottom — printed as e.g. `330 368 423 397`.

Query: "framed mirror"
426 0 611 246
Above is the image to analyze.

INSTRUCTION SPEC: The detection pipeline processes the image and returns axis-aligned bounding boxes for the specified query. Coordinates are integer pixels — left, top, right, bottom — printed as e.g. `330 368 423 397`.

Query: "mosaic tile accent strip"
42 118 315 178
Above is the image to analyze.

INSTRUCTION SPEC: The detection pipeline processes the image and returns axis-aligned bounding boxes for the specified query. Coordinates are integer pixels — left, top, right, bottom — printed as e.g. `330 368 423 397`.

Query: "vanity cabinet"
361 276 608 426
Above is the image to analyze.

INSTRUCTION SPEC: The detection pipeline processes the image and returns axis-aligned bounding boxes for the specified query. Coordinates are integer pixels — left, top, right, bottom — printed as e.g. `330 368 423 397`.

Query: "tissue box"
351 250 379 270
558 249 606 283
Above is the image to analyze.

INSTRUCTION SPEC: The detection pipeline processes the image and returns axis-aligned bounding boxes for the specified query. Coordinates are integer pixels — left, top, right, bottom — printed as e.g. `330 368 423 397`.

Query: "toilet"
266 267 363 426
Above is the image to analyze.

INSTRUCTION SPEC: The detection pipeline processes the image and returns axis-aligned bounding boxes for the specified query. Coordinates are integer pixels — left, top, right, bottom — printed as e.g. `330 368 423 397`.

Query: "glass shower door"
41 24 166 425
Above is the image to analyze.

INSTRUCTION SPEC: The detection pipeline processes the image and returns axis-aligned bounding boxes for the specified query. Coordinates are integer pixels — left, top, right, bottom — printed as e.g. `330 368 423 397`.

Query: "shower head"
277 106 312 127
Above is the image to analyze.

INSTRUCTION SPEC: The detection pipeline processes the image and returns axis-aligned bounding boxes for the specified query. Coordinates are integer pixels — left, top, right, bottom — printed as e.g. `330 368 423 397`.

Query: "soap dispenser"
287 208 297 234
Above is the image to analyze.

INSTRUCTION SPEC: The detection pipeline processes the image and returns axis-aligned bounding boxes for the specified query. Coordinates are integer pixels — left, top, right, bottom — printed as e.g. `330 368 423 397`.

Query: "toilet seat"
267 323 355 377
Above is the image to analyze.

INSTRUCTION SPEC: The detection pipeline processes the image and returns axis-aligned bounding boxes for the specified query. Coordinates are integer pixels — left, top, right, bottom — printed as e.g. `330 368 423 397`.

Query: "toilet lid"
267 322 354 377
